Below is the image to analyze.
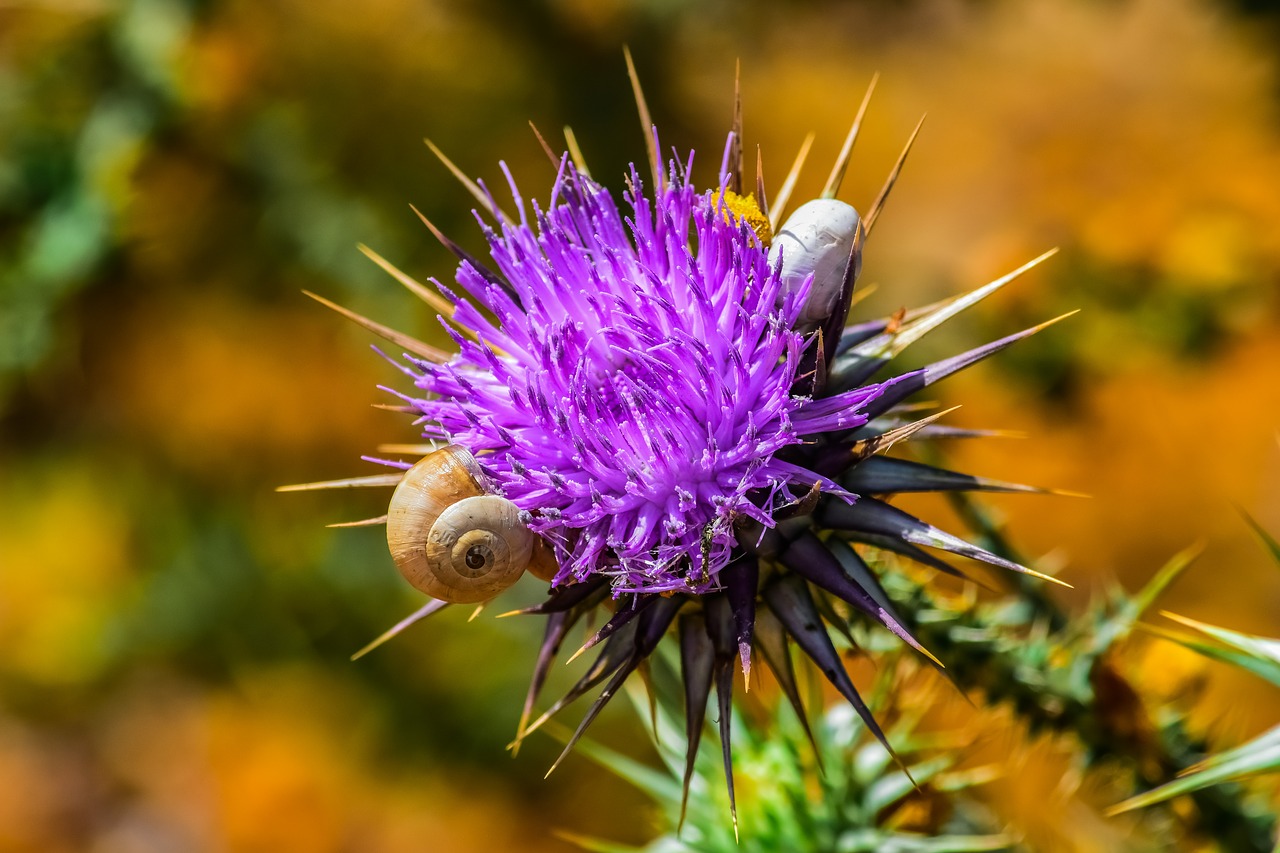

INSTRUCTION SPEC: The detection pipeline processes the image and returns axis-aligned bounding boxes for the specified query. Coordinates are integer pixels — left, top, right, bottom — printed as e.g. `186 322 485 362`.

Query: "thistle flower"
285 61 1072 828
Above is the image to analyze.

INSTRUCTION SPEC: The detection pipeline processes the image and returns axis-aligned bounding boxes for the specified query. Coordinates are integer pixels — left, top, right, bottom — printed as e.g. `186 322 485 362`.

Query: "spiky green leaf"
1109 725 1280 814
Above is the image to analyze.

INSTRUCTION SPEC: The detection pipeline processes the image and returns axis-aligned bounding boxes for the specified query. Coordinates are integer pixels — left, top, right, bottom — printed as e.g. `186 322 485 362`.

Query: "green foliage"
562 683 1012 853
1110 525 1280 822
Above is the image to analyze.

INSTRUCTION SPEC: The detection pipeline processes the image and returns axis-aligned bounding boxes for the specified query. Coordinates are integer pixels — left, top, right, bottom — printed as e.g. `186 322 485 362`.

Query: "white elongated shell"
768 199 863 329
387 446 535 604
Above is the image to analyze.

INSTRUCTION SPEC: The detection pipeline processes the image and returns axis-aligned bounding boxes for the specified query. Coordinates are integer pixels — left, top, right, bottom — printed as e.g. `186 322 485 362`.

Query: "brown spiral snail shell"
387 445 556 604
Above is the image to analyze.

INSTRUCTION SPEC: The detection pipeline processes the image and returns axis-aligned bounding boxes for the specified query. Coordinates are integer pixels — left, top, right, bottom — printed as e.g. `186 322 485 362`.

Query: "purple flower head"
403 160 884 595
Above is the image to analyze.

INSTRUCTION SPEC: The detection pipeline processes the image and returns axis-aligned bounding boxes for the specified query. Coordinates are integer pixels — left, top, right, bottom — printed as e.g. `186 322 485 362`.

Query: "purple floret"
401 157 885 595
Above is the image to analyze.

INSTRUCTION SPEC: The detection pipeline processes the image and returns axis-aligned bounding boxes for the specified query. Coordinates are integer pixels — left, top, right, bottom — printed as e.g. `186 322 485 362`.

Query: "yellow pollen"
716 190 772 247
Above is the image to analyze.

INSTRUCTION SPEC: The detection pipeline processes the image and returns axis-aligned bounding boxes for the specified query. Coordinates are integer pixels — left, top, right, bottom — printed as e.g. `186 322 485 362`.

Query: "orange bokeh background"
1 0 1277 850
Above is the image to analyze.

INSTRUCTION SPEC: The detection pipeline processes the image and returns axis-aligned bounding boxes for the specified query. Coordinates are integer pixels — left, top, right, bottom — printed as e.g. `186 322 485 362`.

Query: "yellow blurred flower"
0 467 132 685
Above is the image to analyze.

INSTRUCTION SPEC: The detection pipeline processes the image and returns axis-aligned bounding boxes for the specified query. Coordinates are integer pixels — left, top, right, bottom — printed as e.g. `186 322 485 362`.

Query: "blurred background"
2 0 1279 850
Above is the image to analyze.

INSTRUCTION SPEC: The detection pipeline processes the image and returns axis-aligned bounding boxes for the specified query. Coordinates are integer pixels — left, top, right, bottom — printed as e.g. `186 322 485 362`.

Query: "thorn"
1127 542 1204 624
1048 488 1093 499
755 144 769 219
376 443 438 455
371 403 417 413
326 515 388 528
513 613 575 757
769 132 814 231
623 46 661 192
857 257 1064 365
970 478 1073 496
821 73 879 199
276 473 404 492
564 126 591 177
808 327 827 394
566 641 589 665
302 290 450 363
1022 566 1074 588
408 203 444 238
407 204 462 256
528 120 560 167
885 400 941 414
1237 504 1280 562
864 113 926 235
1159 610 1219 633
469 602 487 622
357 244 474 335
850 406 962 461
1030 308 1080 333
407 204 514 301
785 481 823 519
351 599 448 660
935 427 1027 440
847 281 879 310
638 658 658 738
913 641 945 670
729 58 743 194
510 697 565 750
424 138 513 224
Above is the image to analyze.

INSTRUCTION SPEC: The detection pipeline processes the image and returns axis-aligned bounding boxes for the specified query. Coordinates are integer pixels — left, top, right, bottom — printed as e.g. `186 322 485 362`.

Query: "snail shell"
387 445 537 604
769 199 863 330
